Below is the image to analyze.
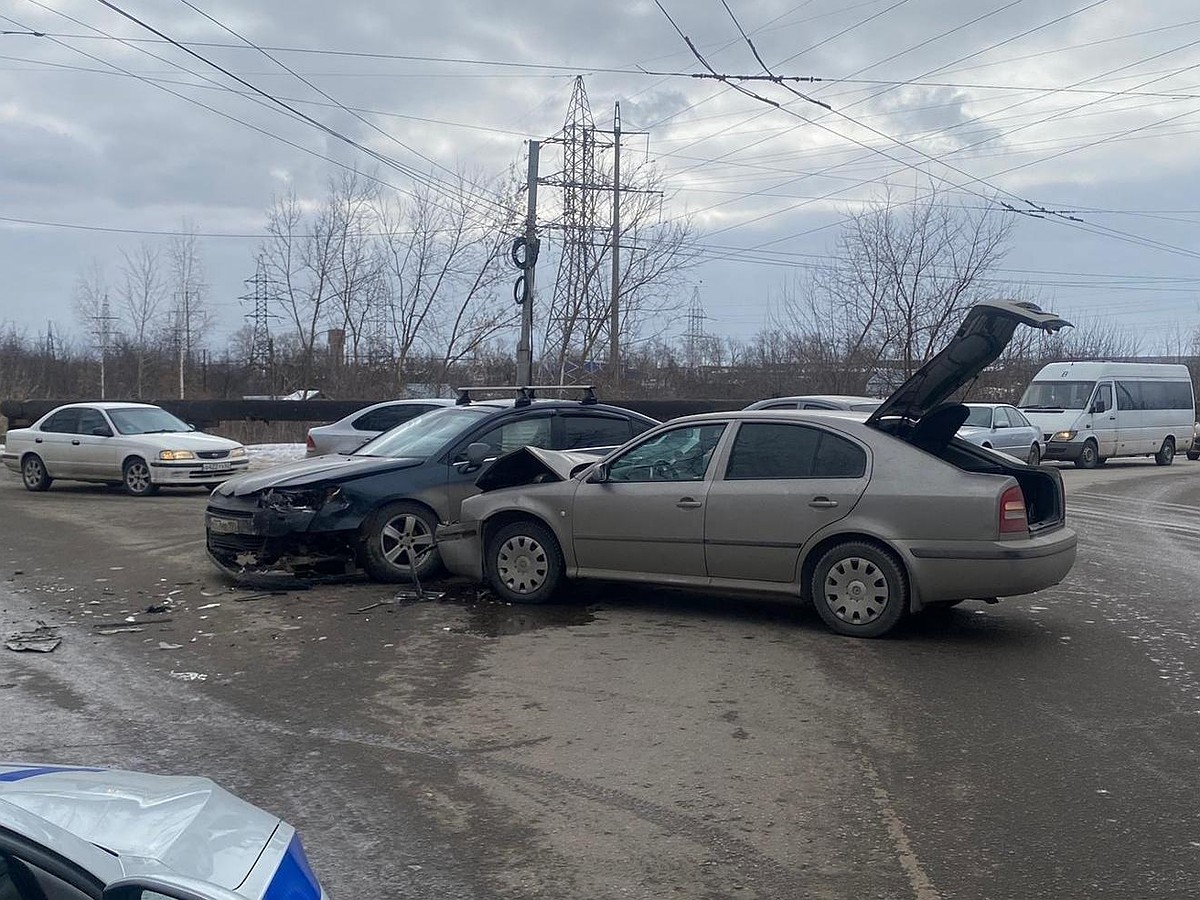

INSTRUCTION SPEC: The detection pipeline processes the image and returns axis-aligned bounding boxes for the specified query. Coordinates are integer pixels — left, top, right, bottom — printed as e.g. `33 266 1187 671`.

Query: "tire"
810 541 908 638
122 457 158 496
1187 451 1200 461
21 454 52 492
359 501 440 583
1074 439 1099 469
1154 437 1175 467
485 519 563 605
1027 443 1041 467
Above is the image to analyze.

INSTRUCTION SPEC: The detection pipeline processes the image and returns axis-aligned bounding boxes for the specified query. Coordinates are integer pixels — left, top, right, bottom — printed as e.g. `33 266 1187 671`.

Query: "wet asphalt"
1 459 1198 899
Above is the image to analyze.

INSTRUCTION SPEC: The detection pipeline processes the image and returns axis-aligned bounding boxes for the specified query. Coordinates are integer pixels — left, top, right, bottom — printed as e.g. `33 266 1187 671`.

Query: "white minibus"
1019 362 1195 468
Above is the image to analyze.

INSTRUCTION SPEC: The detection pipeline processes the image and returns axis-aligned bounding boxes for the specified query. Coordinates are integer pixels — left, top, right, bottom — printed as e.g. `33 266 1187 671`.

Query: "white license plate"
202 462 233 472
207 516 244 534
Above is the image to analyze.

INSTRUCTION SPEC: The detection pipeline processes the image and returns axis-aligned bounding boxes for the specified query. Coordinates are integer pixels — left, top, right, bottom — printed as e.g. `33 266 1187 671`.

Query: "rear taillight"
999 485 1028 534
305 433 316 450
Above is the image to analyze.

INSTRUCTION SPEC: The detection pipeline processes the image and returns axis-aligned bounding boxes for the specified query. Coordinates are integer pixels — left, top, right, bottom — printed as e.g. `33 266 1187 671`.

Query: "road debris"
157 641 183 650
169 671 207 681
5 623 61 653
96 626 145 635
90 617 173 629
196 603 221 610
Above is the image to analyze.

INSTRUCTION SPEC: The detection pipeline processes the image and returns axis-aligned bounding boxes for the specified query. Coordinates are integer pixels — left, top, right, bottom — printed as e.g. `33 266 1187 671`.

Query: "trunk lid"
866 300 1071 428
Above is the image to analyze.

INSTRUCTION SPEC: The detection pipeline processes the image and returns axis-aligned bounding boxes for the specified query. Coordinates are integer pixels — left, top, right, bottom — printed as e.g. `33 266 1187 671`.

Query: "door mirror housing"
466 442 491 466
91 426 113 437
587 462 610 484
1091 399 1107 414
186 423 197 432
994 420 1009 429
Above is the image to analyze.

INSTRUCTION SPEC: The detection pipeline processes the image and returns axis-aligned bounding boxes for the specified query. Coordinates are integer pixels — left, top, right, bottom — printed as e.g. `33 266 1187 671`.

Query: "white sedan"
2 402 247 495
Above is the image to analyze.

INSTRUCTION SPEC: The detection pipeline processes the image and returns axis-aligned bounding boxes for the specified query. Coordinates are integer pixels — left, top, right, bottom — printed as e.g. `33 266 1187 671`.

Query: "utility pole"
610 101 621 389
91 294 117 400
177 286 190 399
515 140 540 386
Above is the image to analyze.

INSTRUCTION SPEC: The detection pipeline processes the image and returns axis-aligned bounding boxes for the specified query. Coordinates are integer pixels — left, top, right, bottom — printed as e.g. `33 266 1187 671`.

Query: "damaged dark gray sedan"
437 301 1080 638
205 393 657 582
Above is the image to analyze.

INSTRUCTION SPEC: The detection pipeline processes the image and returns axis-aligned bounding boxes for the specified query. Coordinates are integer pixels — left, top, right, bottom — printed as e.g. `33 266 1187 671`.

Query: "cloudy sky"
2 0 1200 356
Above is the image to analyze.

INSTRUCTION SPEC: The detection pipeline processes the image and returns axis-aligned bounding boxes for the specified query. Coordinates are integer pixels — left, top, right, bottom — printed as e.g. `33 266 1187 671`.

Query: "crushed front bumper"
205 498 356 579
435 522 483 582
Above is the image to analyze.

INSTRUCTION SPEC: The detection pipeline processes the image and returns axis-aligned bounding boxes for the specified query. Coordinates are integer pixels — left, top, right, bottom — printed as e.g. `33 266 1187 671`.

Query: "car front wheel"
360 501 440 582
811 541 907 638
1027 443 1041 466
122 458 158 496
21 455 52 492
485 520 563 605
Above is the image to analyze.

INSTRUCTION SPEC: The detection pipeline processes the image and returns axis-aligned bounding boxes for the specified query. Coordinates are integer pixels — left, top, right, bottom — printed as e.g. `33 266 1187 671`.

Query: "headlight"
262 486 343 513
159 449 196 461
229 446 247 458
1052 430 1077 442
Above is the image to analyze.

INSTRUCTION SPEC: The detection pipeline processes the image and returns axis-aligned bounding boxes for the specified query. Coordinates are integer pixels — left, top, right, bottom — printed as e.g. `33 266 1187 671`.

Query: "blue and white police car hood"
0 764 321 898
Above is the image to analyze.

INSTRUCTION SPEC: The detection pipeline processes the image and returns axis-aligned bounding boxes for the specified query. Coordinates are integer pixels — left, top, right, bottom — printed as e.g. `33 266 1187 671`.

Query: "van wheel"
1154 438 1175 466
810 542 907 638
1187 450 1200 461
1074 439 1099 469
1027 443 1041 466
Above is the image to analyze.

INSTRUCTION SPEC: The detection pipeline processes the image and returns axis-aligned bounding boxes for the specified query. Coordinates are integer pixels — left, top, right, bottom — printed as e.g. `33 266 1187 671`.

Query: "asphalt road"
1 460 1198 899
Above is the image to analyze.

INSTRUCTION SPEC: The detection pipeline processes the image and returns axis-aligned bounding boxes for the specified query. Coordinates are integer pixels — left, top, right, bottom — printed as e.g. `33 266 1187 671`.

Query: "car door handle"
809 497 839 509
676 497 703 509
34 437 43 443
71 439 80 445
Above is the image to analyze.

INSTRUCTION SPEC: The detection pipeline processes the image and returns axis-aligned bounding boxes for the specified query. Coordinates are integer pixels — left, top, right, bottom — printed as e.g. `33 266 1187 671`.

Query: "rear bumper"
1042 440 1084 461
901 527 1078 606
435 522 483 582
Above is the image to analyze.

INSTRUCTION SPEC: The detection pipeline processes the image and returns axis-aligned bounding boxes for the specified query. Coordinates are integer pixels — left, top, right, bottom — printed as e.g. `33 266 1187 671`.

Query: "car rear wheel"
485 520 563 605
1027 443 1041 466
122 458 158 496
21 455 52 492
1074 439 1099 469
360 501 440 582
1187 450 1200 461
811 541 907 638
1154 438 1175 466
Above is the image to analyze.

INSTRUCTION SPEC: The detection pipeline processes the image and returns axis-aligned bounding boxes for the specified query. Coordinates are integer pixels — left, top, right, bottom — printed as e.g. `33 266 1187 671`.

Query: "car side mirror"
1091 400 1107 414
187 423 196 432
466 442 491 466
587 462 610 484
92 426 113 437
994 420 1009 429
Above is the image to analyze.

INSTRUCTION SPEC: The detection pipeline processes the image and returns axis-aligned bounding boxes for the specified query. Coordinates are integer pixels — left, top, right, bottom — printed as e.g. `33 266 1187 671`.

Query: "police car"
0 763 326 899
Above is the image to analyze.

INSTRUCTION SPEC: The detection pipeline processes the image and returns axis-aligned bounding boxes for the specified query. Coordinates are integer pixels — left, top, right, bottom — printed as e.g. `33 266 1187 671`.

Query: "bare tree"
168 220 211 397
119 243 167 398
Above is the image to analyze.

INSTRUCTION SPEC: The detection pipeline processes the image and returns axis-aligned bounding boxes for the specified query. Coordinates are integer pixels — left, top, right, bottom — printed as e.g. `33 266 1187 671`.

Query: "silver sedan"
958 403 1042 465
437 301 1078 639
305 398 454 455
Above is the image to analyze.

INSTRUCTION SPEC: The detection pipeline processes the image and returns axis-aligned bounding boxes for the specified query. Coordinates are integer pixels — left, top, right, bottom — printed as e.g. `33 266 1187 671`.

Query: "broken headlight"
261 485 344 513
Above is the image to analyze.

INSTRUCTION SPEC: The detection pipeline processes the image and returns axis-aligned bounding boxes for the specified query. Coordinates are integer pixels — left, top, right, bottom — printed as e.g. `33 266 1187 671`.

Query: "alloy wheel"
22 458 45 489
125 460 153 494
380 514 435 568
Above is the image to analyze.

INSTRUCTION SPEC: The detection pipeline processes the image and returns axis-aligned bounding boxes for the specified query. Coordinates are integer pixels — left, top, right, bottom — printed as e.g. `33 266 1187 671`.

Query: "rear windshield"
1020 381 1095 411
355 406 490 459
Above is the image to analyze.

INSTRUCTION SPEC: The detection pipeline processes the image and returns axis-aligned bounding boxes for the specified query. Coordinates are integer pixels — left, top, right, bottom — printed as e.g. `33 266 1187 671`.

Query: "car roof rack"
455 385 598 407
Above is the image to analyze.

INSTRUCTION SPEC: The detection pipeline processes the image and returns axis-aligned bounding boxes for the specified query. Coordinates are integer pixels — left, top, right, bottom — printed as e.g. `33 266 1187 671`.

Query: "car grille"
197 450 230 460
207 533 269 555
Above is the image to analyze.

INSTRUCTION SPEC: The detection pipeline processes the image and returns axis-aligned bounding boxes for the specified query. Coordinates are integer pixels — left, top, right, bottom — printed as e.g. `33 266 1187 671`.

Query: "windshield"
1020 381 1095 410
964 407 993 427
354 405 490 459
108 407 190 435
848 401 882 412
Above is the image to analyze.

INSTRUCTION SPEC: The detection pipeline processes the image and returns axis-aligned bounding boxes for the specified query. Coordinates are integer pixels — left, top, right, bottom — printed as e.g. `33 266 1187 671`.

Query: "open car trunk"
933 432 1065 531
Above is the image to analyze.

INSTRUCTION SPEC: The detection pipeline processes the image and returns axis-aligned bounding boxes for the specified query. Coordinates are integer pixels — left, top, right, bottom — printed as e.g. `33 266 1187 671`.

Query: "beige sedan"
437 301 1079 637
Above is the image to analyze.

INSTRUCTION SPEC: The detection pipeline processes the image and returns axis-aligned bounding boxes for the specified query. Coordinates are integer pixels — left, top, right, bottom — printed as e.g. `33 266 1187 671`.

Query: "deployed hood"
867 300 1071 427
476 446 602 493
0 764 278 892
214 453 423 496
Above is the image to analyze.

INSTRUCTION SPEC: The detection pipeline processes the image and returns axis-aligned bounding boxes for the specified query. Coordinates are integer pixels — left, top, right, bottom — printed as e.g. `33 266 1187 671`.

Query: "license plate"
202 462 233 472
207 516 244 535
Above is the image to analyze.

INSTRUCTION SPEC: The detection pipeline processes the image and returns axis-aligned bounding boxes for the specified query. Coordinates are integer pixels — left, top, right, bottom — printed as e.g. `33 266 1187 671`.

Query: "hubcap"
380 514 434 568
126 463 151 493
496 535 548 594
824 556 889 625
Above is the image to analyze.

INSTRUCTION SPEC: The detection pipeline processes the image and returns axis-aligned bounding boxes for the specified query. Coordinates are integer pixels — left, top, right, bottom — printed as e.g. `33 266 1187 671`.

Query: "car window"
1007 407 1032 428
0 854 91 900
763 401 798 410
40 409 79 433
108 407 190 435
561 414 632 450
995 408 1013 427
353 404 430 432
1095 383 1113 413
964 407 992 428
801 402 833 409
75 408 108 435
357 405 490 459
726 423 866 479
607 424 727 483
1116 381 1142 411
471 415 553 456
849 401 881 412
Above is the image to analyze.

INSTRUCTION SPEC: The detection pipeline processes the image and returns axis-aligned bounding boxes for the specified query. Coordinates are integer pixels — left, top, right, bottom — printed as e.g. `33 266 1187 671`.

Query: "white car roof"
45 402 163 411
0 764 279 892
